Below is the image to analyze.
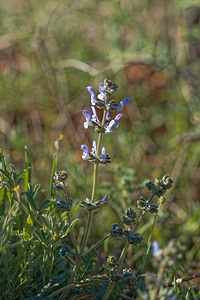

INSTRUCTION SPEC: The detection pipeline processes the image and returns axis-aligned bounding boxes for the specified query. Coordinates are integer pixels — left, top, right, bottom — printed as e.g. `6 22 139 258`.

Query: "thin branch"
168 272 200 287
49 278 110 297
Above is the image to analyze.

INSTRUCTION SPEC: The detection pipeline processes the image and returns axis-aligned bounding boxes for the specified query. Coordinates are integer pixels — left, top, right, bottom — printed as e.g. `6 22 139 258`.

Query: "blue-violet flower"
81 144 89 160
99 83 106 95
105 113 123 134
87 86 96 105
91 106 98 121
99 147 107 163
82 110 93 129
117 97 132 111
92 140 97 155
152 241 162 258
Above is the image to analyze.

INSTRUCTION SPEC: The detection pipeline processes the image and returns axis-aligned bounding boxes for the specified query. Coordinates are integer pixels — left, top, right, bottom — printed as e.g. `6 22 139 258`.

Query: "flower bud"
123 216 134 226
148 204 158 214
111 224 124 237
125 208 136 220
55 170 68 181
137 196 147 209
104 79 118 95
161 175 173 190
107 256 117 266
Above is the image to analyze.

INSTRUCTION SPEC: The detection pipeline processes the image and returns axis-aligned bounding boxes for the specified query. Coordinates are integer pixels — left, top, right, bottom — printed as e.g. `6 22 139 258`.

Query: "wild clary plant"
46 79 174 299
2 79 193 300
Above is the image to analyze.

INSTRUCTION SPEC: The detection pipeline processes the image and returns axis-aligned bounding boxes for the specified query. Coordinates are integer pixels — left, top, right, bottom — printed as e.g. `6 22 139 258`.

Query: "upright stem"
49 246 54 281
80 110 107 255
103 194 154 300
84 233 111 256
63 187 79 254
140 201 160 276
67 211 79 254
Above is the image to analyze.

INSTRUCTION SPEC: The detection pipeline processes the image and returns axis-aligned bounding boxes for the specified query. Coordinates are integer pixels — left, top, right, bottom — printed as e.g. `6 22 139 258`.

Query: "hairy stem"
67 211 79 254
80 110 107 254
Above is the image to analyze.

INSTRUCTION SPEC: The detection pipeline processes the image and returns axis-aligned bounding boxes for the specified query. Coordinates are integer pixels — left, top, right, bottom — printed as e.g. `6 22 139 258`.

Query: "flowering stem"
103 195 154 300
140 202 160 277
80 110 107 255
49 246 54 281
49 278 111 297
66 211 79 254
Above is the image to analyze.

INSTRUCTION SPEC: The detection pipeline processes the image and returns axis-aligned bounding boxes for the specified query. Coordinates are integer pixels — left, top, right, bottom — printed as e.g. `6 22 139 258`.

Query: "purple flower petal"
121 97 132 106
105 120 115 134
81 144 90 160
92 140 97 154
101 147 106 155
115 113 123 121
82 110 92 129
105 114 123 134
57 195 62 203
82 110 91 121
81 144 89 153
152 241 159 253
98 93 107 102
86 86 96 105
100 147 107 162
106 110 111 120
117 97 132 111
152 241 162 258
99 83 105 94
91 106 98 120
102 194 109 202
85 197 90 204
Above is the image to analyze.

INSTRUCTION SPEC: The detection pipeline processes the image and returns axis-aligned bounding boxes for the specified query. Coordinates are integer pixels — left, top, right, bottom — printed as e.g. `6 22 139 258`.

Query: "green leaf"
0 169 13 186
25 191 37 211
186 286 191 300
20 201 30 215
35 229 47 246
65 219 79 236
18 167 31 180
0 187 6 215
0 149 7 170
23 215 34 236
24 146 32 192
38 199 54 211
50 153 57 199
39 215 51 230
173 275 179 296
33 184 43 199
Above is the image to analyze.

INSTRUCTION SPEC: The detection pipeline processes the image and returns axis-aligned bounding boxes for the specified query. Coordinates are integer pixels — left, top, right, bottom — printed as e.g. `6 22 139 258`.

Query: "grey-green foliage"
0 148 78 298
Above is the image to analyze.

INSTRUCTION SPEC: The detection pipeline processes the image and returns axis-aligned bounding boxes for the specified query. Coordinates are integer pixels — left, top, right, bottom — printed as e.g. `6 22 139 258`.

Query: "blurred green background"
0 0 200 282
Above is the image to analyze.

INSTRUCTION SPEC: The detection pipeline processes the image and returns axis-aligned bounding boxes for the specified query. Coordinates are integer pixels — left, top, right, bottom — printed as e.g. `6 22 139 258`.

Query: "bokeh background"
0 0 200 285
